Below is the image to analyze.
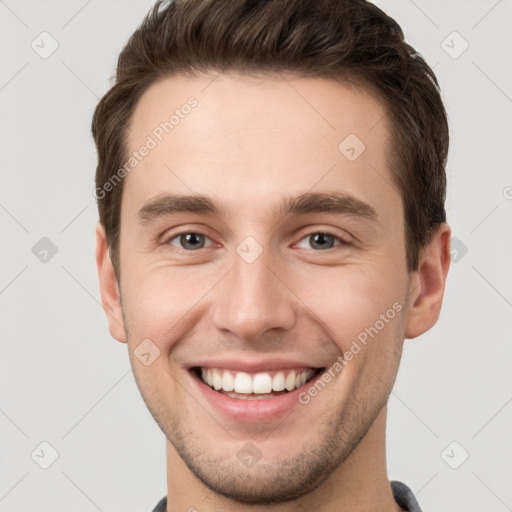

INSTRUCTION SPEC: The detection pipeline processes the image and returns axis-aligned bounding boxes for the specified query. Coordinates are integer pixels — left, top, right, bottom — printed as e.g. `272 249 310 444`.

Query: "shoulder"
390 480 423 512
150 495 167 512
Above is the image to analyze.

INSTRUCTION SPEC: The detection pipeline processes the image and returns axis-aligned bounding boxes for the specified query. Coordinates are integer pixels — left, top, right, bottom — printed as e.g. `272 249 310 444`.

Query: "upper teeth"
200 368 315 394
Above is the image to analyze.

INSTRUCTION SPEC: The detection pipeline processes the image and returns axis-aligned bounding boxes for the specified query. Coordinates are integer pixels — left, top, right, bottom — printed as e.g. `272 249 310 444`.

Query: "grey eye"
296 232 343 251
169 233 211 250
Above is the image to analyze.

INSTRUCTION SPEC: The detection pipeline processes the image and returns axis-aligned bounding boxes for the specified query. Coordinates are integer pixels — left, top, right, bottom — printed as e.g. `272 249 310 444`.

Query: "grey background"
0 0 511 510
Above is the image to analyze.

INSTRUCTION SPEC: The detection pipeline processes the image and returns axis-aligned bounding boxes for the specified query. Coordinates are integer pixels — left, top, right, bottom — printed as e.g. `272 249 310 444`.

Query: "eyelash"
162 230 350 252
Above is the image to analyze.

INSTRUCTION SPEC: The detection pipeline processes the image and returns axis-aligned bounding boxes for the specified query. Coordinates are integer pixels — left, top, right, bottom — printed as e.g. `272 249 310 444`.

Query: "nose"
212 242 296 343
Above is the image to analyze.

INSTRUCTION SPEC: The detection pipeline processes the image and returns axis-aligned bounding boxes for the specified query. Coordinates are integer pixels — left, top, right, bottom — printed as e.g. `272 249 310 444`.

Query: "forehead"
123 72 400 225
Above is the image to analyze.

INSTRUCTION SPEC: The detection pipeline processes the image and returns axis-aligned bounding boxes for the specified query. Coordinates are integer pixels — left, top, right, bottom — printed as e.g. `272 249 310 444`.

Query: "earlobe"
95 222 127 343
404 223 451 339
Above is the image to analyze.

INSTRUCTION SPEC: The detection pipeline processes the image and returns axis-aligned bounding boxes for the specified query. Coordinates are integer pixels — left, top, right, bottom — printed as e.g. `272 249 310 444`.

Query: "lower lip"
188 369 324 422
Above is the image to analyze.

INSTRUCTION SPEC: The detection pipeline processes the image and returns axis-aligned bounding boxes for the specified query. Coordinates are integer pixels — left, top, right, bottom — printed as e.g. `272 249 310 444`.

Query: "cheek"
120 247 407 362
121 262 218 349
291 265 403 353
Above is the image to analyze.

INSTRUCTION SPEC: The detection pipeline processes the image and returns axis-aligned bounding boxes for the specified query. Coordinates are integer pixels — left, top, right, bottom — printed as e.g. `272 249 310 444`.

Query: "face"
108 73 416 502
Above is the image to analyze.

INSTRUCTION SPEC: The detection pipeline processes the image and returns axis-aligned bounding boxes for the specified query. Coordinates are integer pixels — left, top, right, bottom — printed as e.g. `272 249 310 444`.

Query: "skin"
96 72 451 512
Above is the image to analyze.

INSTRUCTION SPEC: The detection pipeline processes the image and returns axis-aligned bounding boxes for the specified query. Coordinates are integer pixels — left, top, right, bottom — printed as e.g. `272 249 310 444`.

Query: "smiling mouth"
191 366 325 400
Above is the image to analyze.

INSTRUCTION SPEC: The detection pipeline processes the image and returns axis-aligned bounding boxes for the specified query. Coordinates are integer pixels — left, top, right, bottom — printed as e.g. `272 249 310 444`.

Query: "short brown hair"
92 0 448 278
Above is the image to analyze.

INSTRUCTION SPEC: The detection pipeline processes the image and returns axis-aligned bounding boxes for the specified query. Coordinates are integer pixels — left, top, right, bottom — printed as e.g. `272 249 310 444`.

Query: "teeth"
285 371 296 391
253 373 272 394
199 367 316 394
234 372 253 394
272 371 285 391
222 371 234 391
212 370 222 391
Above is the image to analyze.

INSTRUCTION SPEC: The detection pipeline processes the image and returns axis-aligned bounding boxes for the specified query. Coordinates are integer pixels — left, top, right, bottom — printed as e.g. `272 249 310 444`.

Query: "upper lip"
188 358 325 373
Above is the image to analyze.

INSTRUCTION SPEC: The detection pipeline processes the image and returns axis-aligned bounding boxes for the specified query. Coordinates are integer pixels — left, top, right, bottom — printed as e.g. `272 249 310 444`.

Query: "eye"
165 232 213 251
163 230 349 252
295 231 349 251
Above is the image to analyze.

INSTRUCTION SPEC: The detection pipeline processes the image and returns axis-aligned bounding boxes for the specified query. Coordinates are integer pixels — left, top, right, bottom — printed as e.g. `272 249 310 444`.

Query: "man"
92 0 451 510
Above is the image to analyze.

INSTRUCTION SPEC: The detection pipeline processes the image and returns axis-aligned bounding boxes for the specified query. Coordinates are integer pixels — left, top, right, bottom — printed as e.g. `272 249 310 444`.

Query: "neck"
165 405 402 512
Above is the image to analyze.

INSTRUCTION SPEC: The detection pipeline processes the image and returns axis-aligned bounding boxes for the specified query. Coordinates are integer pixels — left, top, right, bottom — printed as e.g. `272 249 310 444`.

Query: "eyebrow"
136 191 378 224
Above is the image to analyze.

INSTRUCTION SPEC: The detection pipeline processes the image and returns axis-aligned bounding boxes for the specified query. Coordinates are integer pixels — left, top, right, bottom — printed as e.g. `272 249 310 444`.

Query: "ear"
95 222 127 343
405 222 451 339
